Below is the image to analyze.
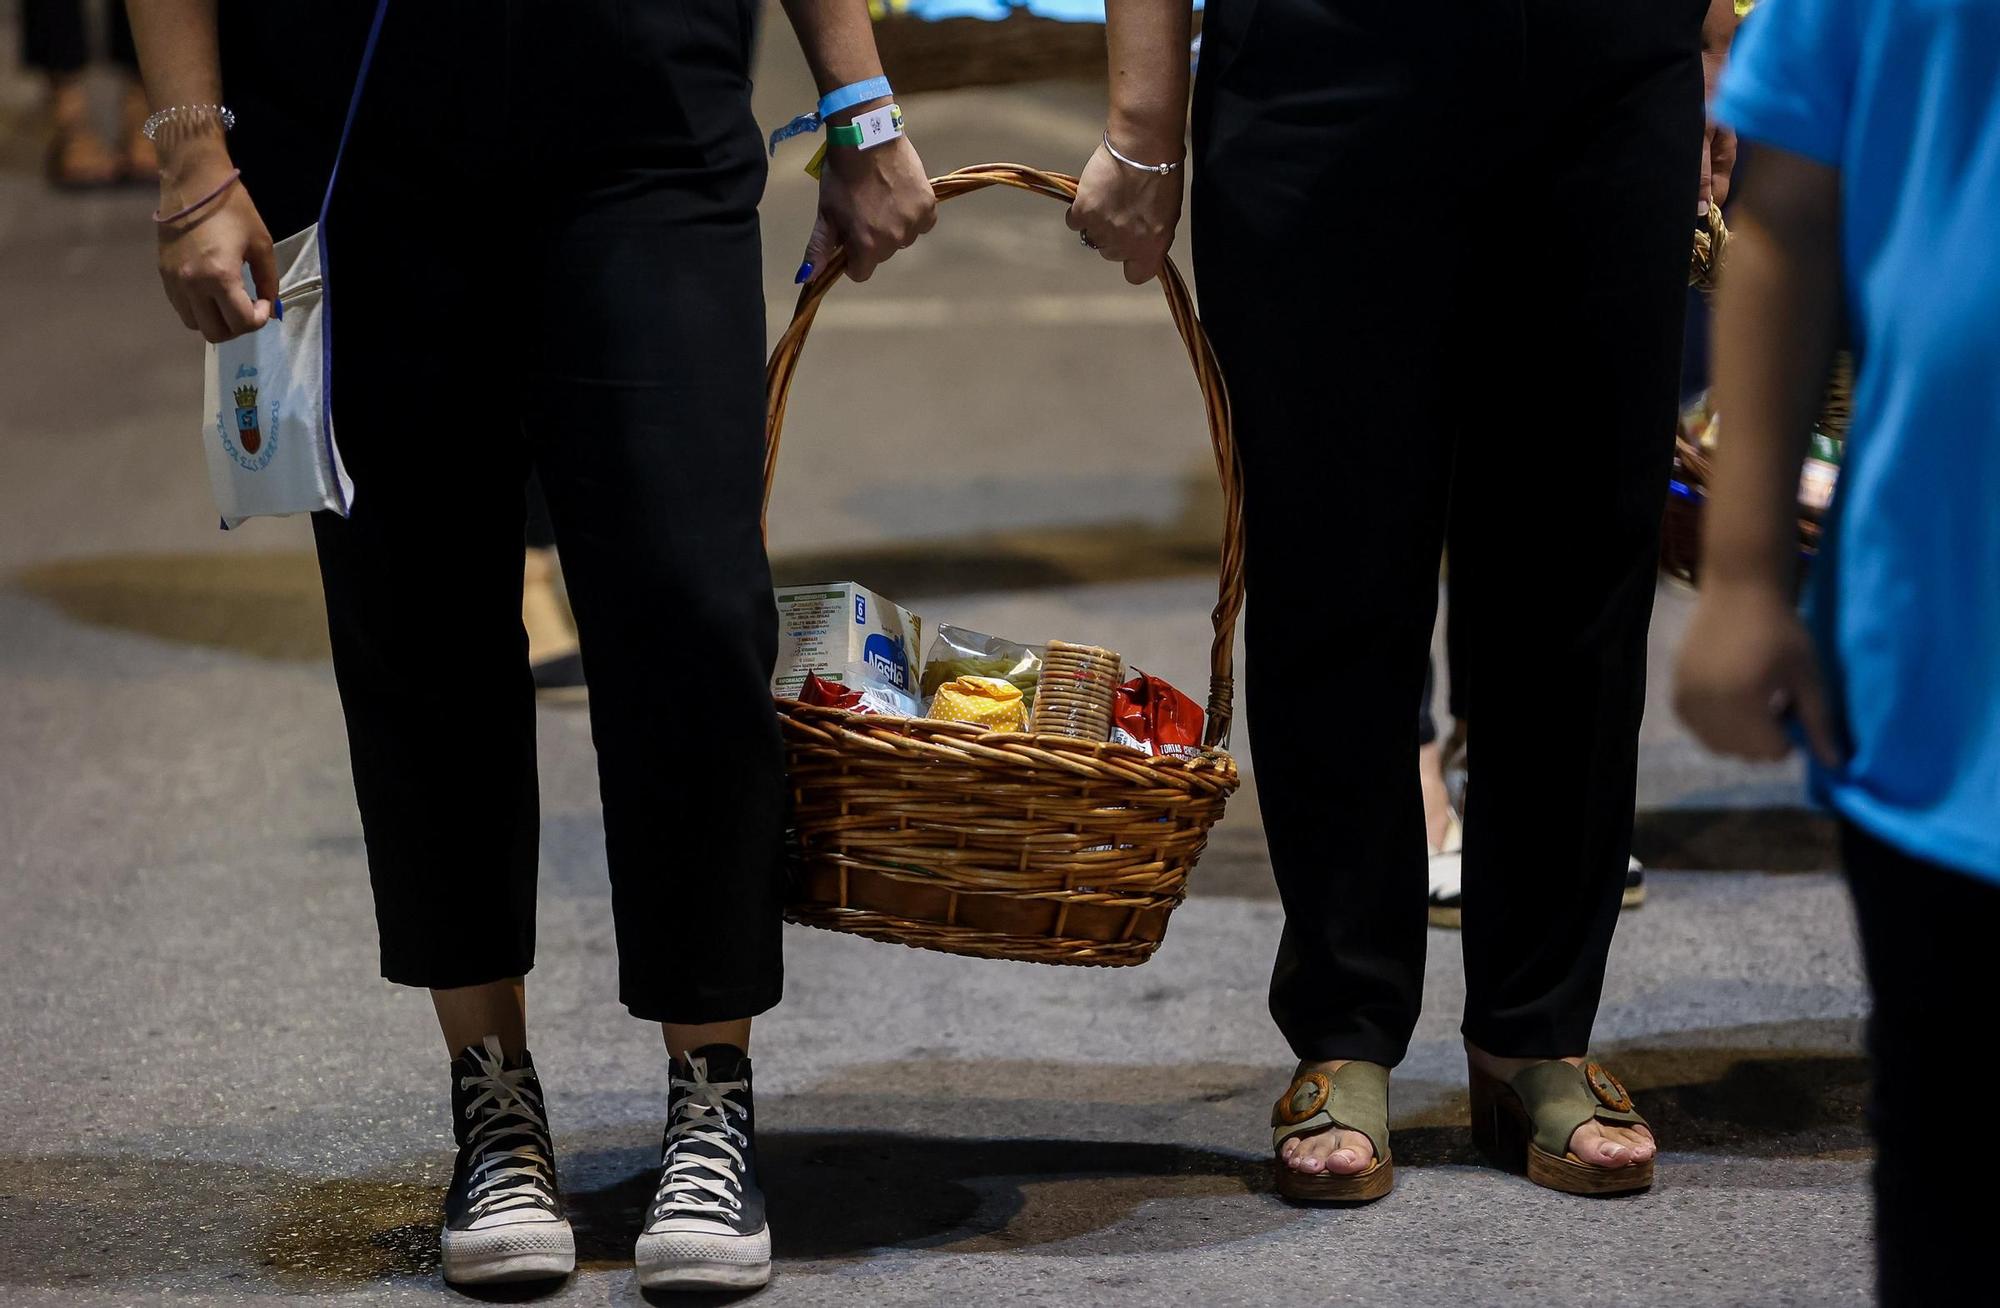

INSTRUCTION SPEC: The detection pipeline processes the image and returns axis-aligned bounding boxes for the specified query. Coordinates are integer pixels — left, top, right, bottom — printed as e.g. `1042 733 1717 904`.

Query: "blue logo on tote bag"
218 364 278 472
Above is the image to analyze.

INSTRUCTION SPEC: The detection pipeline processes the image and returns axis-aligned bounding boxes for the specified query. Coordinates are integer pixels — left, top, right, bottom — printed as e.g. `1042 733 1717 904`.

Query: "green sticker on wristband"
804 105 903 179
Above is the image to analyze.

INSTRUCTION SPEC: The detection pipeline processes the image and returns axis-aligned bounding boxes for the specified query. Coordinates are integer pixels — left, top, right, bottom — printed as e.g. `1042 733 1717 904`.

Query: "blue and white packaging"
772 582 924 699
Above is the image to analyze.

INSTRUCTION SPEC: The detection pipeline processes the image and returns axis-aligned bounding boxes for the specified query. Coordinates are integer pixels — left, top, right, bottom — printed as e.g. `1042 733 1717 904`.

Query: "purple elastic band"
153 168 241 225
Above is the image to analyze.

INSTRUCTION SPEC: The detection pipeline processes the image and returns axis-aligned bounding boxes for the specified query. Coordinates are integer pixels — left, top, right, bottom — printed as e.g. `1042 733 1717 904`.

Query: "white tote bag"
200 0 387 529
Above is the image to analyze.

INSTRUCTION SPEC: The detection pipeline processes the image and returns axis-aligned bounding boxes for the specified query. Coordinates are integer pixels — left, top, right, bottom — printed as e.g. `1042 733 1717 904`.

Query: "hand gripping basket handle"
763 162 1246 750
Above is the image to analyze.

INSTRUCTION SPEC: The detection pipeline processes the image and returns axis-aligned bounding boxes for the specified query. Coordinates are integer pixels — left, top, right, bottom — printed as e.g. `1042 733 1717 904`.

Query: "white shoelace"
458 1038 557 1224
650 1059 750 1223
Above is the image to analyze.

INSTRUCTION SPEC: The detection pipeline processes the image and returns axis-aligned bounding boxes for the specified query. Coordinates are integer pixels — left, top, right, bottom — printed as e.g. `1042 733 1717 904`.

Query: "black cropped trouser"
237 0 785 1023
1193 0 1705 1062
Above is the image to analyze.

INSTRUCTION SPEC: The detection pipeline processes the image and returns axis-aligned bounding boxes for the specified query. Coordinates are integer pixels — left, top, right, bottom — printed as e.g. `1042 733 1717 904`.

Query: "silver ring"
1079 231 1099 250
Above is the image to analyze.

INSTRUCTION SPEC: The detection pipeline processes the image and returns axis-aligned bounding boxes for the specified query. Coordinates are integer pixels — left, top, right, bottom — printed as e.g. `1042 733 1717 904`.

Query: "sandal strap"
1271 1060 1389 1159
1511 1060 1648 1158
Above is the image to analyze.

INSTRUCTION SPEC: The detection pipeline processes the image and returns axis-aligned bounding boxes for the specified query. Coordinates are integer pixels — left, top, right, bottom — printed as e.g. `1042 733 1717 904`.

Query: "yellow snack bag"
926 675 1027 733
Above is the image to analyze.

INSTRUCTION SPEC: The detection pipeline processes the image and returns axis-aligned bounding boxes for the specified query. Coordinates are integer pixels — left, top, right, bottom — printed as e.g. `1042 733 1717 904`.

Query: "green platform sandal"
1468 1058 1654 1196
1271 1061 1394 1203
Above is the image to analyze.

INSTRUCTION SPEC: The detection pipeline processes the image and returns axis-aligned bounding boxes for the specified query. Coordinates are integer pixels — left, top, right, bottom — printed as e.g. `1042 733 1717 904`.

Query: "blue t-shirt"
1716 0 2000 882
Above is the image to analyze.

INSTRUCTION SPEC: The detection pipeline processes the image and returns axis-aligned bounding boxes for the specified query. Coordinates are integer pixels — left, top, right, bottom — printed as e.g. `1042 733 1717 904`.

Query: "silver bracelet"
142 104 237 143
1103 131 1183 176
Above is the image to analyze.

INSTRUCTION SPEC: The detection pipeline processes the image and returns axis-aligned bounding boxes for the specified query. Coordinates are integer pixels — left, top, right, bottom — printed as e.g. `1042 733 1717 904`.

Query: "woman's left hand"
803 134 937 283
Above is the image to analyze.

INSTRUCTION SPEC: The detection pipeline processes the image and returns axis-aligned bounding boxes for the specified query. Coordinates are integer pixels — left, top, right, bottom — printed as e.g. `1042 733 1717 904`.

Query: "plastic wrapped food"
794 671 920 717
920 624 1042 710
926 675 1028 733
1109 671 1204 759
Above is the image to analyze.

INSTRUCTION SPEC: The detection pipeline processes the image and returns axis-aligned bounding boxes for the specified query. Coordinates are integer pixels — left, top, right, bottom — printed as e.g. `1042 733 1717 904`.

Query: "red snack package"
1110 671 1204 759
794 671 921 717
797 673 864 710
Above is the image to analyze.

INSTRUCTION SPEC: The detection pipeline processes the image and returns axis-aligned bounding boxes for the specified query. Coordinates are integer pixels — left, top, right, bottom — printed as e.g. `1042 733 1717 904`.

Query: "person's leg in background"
1418 655 1457 852
1421 647 1470 927
1452 0 1702 1175
1841 823 1991 1304
102 0 155 180
1193 0 1516 1185
522 472 586 700
20 0 117 187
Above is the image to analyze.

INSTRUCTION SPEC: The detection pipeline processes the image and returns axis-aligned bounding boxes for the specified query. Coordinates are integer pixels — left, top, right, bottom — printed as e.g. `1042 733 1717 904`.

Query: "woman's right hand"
157 149 279 342
1065 135 1185 286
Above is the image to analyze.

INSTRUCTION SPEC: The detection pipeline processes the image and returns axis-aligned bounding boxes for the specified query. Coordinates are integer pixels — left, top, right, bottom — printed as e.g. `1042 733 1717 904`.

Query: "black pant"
524 473 557 553
238 1 784 1023
1842 823 1994 1305
1192 0 1704 1063
21 0 135 74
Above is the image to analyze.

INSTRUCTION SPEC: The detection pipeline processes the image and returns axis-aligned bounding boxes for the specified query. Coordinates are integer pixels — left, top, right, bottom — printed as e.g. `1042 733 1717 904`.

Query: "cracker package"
1109 671 1204 759
920 624 1042 710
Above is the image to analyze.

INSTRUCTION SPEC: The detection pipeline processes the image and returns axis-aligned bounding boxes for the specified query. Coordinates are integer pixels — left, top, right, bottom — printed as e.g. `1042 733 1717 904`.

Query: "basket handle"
763 163 1245 750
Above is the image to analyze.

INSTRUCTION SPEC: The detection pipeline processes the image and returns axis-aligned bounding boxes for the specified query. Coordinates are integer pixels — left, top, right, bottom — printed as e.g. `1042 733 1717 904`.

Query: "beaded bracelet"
142 104 237 143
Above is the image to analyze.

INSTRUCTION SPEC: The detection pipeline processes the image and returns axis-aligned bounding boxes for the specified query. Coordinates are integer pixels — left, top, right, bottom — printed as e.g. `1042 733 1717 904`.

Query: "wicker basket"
765 164 1244 967
1664 206 1850 584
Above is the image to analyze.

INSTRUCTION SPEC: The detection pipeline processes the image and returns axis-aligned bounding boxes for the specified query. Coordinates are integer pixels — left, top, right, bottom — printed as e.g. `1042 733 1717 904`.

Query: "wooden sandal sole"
1469 1072 1652 1197
1527 1144 1653 1196
1274 1152 1395 1204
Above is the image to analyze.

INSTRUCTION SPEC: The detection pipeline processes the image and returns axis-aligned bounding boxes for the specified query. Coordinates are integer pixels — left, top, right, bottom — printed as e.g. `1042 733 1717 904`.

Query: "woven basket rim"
778 699 1239 783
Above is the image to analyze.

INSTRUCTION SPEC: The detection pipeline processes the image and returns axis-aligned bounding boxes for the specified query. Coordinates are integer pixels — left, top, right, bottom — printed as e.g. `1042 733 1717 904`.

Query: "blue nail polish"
794 261 813 284
270 298 284 321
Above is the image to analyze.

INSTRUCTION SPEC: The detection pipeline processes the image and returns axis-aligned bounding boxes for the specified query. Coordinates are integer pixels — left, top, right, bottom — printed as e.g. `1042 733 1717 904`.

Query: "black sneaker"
441 1037 576 1286
634 1044 771 1291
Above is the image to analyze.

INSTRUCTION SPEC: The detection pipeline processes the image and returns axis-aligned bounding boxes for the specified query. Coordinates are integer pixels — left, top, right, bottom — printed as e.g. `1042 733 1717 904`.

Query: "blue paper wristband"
817 76 892 121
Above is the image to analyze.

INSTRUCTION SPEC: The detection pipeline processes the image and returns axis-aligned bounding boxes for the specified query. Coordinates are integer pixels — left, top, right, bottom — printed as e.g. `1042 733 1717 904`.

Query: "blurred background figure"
522 475 585 703
19 0 151 186
1420 597 1649 930
1679 0 2000 1299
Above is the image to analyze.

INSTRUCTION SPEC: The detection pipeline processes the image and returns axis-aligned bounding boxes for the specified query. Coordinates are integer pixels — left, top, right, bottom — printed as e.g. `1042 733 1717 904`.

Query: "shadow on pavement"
1631 806 1840 871
8 504 1224 668
0 1036 1867 1294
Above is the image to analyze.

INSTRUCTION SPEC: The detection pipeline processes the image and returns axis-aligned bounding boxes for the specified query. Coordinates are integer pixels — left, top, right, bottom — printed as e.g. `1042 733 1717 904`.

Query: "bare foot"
1465 1042 1656 1169
1277 1060 1377 1176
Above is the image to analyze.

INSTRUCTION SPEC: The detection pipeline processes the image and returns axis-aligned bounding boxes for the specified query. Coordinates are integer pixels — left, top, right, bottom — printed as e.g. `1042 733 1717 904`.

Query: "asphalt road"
0 16 1868 1308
